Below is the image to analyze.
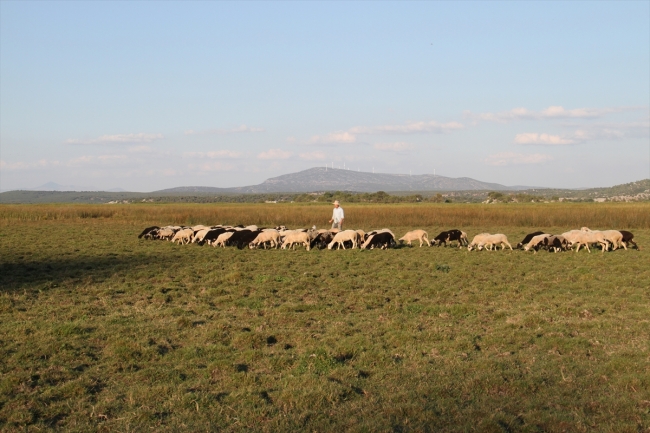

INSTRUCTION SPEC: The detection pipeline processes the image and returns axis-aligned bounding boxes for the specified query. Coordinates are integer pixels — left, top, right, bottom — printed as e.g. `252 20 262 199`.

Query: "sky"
1 1 649 192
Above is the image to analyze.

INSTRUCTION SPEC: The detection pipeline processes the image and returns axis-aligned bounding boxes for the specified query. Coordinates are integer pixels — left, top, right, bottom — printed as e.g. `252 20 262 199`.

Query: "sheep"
171 228 194 245
213 231 235 248
280 231 311 251
398 230 429 247
523 234 552 253
516 231 547 249
310 231 334 249
579 227 618 251
156 227 176 240
600 230 624 251
138 226 159 239
468 233 512 251
467 233 489 251
561 230 608 253
479 234 513 251
226 230 263 249
361 231 396 249
431 229 467 248
249 230 281 249
200 228 230 246
543 235 568 253
619 230 638 250
191 229 212 244
327 230 361 250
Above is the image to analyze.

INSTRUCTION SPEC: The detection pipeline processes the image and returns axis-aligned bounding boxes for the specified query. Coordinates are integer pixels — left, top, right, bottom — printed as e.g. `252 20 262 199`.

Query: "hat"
333 200 340 205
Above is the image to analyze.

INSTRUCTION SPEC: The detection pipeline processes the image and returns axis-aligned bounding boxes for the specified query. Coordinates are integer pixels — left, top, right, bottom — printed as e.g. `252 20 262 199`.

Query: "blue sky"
1 1 648 191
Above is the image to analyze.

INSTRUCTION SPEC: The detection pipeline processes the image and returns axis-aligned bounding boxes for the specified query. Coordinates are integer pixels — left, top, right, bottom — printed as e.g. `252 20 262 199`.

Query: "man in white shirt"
329 200 344 230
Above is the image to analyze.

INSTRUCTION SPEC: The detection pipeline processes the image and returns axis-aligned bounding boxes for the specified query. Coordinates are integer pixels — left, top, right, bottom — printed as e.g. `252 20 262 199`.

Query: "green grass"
1 209 649 432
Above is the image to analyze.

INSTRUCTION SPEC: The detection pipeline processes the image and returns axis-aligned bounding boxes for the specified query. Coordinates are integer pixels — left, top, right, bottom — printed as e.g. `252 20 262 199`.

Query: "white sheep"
249 230 281 249
191 229 211 244
327 230 360 250
480 234 512 251
280 231 311 251
467 233 489 251
398 230 430 247
171 228 194 245
561 230 608 253
213 231 235 248
523 234 551 253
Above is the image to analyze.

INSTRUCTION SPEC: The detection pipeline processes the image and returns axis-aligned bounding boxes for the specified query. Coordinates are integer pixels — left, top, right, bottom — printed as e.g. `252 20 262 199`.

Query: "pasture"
1 203 649 432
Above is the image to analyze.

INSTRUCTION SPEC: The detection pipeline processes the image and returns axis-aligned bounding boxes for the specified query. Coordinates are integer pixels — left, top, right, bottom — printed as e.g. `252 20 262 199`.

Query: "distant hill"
30 181 99 192
154 167 530 194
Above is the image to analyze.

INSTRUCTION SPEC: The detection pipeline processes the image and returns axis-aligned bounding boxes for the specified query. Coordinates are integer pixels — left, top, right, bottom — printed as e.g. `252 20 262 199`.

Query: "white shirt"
332 207 344 222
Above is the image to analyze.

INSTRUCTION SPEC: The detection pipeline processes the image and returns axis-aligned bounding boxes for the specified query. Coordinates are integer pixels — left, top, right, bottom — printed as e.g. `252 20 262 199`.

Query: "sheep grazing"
467 233 488 251
191 229 212 244
328 230 361 250
468 233 512 251
523 234 552 253
619 230 638 250
431 229 467 248
138 226 160 239
398 230 430 247
249 230 281 249
213 231 235 248
226 230 263 249
543 235 568 253
599 230 624 251
171 228 194 245
361 231 396 249
280 231 311 251
480 234 513 251
310 231 334 250
561 230 608 253
200 228 229 246
155 227 176 241
516 231 547 249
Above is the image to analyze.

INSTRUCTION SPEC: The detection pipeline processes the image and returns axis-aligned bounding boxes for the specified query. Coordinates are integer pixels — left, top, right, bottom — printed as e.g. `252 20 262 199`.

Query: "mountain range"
155 167 533 194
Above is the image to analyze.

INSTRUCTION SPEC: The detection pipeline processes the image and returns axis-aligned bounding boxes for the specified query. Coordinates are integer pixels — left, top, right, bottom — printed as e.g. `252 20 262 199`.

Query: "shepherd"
329 200 344 230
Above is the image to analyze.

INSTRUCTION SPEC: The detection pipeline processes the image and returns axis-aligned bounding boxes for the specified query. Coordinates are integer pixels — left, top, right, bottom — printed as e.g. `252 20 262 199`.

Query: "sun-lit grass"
1 202 649 229
0 204 649 431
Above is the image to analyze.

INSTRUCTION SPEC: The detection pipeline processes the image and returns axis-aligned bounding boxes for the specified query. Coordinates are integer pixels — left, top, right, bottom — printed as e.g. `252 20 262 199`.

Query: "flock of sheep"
137 225 639 253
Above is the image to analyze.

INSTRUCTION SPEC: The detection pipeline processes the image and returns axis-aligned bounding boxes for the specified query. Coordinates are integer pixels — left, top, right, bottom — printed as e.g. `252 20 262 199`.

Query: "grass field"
1 203 649 432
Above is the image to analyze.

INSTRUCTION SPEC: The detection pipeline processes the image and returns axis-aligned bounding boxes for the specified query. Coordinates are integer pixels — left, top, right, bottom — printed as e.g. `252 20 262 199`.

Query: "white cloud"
184 125 264 135
188 161 235 172
485 152 553 166
352 121 463 134
373 142 415 152
68 155 128 166
66 133 164 145
257 148 293 160
308 120 463 145
514 133 575 145
0 159 60 170
128 145 154 153
183 150 242 159
308 132 357 144
299 151 326 160
466 106 630 123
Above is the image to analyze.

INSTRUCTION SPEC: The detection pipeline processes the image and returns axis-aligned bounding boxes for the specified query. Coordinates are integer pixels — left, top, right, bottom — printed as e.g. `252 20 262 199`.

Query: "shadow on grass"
0 252 174 293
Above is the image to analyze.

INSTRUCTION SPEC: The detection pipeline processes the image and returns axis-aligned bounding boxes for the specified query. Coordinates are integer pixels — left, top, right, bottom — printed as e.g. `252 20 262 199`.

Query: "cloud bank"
485 152 553 166
66 133 164 145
